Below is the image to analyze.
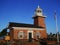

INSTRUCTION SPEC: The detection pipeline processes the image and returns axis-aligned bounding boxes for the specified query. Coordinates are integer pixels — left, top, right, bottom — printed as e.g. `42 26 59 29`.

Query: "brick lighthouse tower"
33 5 47 38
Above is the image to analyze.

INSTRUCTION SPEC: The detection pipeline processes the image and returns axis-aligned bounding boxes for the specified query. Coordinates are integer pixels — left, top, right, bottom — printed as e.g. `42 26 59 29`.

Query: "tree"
0 28 7 36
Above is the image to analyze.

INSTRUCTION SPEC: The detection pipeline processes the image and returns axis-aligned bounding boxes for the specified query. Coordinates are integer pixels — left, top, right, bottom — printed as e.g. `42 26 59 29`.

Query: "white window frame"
18 31 24 39
36 32 40 38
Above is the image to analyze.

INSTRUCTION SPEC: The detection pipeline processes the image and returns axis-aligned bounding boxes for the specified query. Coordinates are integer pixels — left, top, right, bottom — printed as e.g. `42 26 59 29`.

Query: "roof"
8 22 44 28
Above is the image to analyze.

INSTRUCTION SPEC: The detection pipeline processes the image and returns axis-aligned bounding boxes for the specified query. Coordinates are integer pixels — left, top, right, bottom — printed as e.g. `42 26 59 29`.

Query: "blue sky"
0 0 60 34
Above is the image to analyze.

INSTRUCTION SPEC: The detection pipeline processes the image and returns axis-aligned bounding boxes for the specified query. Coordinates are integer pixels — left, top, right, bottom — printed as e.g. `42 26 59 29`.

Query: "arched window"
18 31 24 39
36 32 40 39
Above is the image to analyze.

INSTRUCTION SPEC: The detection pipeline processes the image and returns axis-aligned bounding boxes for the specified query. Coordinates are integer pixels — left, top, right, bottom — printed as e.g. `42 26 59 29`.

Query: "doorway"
29 33 32 42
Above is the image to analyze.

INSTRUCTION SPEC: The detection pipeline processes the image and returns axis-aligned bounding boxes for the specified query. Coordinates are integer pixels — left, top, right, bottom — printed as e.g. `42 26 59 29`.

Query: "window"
18 31 24 39
37 10 41 13
36 32 40 39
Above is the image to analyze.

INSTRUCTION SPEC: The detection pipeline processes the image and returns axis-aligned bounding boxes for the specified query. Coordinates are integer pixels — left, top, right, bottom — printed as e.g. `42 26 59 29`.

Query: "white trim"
12 27 44 30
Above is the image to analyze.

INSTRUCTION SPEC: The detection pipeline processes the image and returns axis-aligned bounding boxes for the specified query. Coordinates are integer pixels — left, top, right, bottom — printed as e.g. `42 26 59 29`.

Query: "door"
29 33 32 42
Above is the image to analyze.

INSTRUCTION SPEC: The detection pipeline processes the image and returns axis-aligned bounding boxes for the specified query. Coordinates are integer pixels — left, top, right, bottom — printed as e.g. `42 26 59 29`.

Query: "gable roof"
8 22 44 28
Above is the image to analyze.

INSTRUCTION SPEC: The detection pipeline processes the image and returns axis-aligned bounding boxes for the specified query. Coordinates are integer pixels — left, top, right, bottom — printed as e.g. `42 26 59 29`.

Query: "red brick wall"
33 30 47 39
34 16 47 38
34 16 46 27
11 29 28 39
10 28 14 40
39 30 47 38
10 29 47 40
